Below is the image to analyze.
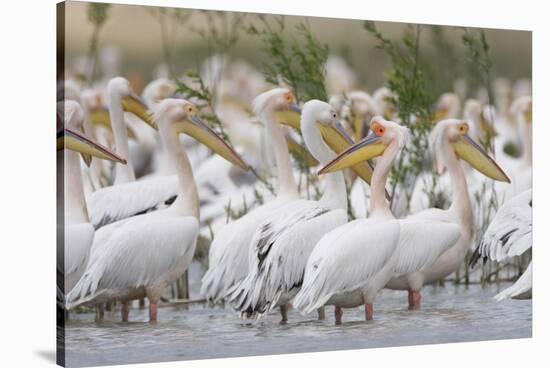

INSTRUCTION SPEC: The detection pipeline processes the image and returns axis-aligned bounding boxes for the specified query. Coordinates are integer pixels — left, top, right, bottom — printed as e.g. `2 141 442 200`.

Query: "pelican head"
319 116 408 174
57 100 126 164
253 88 301 129
142 78 178 107
430 119 510 182
510 96 532 125
108 76 157 129
434 92 461 121
154 98 249 171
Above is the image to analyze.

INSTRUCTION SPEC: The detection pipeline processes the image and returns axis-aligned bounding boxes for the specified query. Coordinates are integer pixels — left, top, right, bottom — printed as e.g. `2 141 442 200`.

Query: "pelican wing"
471 189 532 265
395 210 462 276
64 223 95 289
294 218 400 314
200 198 290 303
66 213 198 309
87 175 179 229
494 261 532 301
227 201 347 317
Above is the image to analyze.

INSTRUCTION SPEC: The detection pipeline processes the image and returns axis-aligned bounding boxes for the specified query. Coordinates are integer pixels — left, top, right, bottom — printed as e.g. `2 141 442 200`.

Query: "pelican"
293 117 406 323
494 96 532 202
66 99 249 322
384 119 510 309
433 92 461 121
200 88 301 303
227 100 351 322
85 77 182 229
58 101 127 299
470 189 532 301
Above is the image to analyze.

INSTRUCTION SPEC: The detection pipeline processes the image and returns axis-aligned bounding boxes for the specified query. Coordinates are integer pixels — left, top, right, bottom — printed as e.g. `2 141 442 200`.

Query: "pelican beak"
58 128 127 165
318 121 376 184
452 134 510 182
275 103 302 130
88 106 139 140
88 107 111 128
433 107 448 123
319 131 387 175
178 115 249 171
121 93 157 130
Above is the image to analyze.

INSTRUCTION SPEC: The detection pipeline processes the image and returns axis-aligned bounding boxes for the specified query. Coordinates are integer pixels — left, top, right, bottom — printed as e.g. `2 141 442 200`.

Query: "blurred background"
61 1 531 94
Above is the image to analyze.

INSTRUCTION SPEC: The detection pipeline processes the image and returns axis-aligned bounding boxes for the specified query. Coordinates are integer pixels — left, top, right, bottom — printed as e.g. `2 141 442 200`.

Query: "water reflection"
65 283 532 367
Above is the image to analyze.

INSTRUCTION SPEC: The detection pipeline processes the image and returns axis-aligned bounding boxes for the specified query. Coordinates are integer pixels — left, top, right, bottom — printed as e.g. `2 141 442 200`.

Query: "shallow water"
64 283 531 367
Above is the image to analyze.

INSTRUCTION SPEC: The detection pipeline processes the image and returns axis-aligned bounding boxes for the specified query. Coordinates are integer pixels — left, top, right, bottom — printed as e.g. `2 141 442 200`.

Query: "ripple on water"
65 283 531 367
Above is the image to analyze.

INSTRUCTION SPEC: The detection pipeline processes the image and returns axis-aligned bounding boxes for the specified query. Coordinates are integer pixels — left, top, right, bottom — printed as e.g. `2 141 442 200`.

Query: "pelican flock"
60 54 532 327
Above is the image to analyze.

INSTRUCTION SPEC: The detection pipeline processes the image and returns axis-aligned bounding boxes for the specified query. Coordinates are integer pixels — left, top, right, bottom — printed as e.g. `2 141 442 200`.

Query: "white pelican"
494 96 532 202
470 189 532 301
434 92 461 121
227 100 351 322
200 88 301 303
385 119 510 309
293 117 406 323
58 101 127 298
66 99 249 322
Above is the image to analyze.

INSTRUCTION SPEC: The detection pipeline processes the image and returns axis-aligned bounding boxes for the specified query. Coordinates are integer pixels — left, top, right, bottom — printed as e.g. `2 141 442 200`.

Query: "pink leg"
409 291 421 310
139 298 146 309
365 303 374 320
121 301 129 322
334 306 343 325
149 302 158 323
407 288 414 308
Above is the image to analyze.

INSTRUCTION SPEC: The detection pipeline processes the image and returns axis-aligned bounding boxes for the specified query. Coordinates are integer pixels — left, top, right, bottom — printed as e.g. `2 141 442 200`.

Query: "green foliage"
176 70 228 140
462 28 493 101
427 25 459 97
246 15 329 103
364 21 434 211
85 3 111 84
191 11 246 55
87 3 110 28
146 6 192 78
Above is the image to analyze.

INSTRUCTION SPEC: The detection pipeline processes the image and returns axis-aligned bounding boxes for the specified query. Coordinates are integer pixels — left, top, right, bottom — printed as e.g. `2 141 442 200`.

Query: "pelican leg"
365 304 374 321
335 306 343 325
317 307 326 321
139 298 145 309
95 305 104 321
409 290 421 310
149 302 158 323
280 305 288 323
121 301 129 322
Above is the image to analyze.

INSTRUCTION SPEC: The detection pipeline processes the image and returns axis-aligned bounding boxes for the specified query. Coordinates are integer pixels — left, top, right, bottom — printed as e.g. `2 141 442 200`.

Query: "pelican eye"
284 93 293 104
459 123 469 134
372 122 385 137
186 105 195 114
332 113 337 119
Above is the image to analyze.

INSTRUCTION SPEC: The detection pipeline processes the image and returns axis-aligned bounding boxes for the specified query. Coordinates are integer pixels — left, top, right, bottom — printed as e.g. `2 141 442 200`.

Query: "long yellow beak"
58 128 127 164
276 104 375 184
319 132 387 174
88 106 139 140
275 103 301 130
318 121 376 184
452 134 510 182
121 93 157 130
432 107 449 123
177 116 249 171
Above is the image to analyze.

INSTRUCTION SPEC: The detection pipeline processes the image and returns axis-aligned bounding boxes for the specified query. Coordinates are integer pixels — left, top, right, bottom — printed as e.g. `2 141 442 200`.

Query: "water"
64 283 531 367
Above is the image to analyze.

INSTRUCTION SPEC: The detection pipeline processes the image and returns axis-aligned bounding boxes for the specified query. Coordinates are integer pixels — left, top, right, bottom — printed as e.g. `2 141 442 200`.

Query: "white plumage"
471 189 532 301
66 212 198 308
227 100 349 321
